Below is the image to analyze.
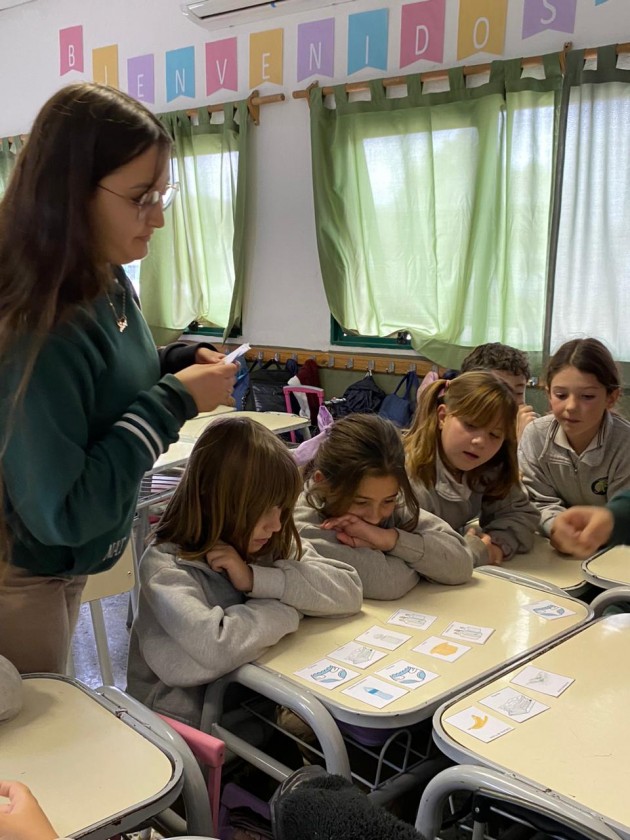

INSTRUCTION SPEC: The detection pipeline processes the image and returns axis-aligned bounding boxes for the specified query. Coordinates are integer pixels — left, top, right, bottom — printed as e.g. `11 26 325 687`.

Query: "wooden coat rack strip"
242 346 443 378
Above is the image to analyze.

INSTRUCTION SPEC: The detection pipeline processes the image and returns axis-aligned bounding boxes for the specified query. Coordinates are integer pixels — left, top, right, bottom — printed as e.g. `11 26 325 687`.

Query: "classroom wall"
0 0 628 358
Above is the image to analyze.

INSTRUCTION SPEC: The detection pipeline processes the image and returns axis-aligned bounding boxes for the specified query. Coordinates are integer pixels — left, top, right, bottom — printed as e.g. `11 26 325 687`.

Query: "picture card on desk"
329 641 387 669
355 625 411 650
480 687 549 723
444 706 514 743
442 621 494 645
511 665 574 697
523 600 576 621
376 660 439 690
295 659 358 689
413 636 471 662
342 676 407 708
387 609 437 631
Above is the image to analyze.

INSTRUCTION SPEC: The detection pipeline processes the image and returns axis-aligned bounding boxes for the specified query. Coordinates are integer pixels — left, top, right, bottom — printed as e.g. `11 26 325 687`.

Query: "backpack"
378 370 419 428
232 356 251 411
244 359 298 413
339 371 386 415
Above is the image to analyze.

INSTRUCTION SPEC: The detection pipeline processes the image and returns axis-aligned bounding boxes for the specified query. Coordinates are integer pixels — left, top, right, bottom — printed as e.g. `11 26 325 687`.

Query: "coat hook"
408 363 416 372
290 353 298 361
327 355 335 368
387 361 395 373
367 360 375 372
257 350 264 361
346 357 354 370
273 352 280 362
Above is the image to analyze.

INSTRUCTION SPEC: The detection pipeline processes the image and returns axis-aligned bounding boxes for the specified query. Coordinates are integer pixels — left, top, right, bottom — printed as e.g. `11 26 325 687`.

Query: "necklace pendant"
117 316 128 333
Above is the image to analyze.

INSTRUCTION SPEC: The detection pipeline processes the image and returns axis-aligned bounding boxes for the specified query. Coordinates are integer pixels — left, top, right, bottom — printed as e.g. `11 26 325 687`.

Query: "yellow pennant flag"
93 45 119 88
249 29 283 88
457 0 507 61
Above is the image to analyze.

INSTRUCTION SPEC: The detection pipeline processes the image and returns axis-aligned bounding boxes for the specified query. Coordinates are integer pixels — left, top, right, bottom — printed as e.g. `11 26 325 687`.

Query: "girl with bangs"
126 416 362 728
294 414 473 601
404 371 538 567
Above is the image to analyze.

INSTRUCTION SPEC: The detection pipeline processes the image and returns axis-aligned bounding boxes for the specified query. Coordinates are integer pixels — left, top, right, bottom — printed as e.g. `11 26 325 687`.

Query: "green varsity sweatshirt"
1 280 197 576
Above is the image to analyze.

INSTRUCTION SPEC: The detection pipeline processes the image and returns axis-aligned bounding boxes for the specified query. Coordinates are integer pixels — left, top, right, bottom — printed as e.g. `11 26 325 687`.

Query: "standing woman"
0 83 236 674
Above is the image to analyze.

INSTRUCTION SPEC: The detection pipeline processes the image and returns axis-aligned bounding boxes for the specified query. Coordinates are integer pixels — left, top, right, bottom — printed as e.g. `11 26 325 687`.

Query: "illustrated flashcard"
376 659 440 690
342 675 407 709
412 635 471 662
294 659 359 689
442 621 494 645
444 706 514 743
355 625 411 650
523 599 576 621
387 609 437 631
479 687 549 723
510 665 574 697
328 641 387 669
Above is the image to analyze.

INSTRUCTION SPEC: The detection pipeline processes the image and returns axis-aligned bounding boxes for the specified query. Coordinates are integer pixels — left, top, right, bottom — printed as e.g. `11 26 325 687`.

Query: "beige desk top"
179 409 308 441
0 677 178 839
582 545 630 589
437 614 630 834
255 569 590 727
505 533 586 593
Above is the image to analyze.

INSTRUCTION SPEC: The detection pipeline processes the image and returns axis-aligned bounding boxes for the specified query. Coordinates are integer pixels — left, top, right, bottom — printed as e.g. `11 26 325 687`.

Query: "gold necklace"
105 287 128 333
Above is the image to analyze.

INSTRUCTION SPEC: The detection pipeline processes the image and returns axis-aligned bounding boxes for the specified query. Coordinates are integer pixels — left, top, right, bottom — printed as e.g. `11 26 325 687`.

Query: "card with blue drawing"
412 635 471 662
387 609 437 631
444 706 514 742
342 675 408 708
328 641 387 669
294 659 359 689
510 665 574 697
376 659 439 690
355 625 411 650
442 621 494 645
523 599 576 621
479 687 549 722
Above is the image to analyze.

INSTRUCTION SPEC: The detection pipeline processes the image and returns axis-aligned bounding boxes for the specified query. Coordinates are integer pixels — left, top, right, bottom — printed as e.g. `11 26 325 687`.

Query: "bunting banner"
457 0 507 61
128 54 155 104
93 45 119 87
249 29 283 88
522 0 576 39
400 0 445 69
166 46 196 102
59 25 84 75
206 37 238 95
297 18 334 82
348 9 389 75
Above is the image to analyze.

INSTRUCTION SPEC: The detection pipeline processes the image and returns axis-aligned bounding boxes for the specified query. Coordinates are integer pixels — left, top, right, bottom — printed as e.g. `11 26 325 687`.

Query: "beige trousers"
0 564 87 674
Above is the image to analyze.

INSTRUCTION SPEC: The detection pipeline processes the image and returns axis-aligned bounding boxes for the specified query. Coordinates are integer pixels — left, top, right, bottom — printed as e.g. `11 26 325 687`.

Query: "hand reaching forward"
0 781 57 840
322 515 398 552
550 507 614 558
206 543 254 592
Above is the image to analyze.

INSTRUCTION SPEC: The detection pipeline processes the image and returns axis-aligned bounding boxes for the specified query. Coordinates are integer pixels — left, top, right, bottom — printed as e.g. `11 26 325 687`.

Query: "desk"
179 409 309 442
582 545 630 590
433 615 630 840
0 676 182 840
504 533 588 596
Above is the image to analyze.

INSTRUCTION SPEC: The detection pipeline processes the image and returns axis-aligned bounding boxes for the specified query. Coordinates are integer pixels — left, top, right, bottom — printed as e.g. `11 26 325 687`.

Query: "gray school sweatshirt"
518 412 630 536
293 493 473 600
126 540 362 727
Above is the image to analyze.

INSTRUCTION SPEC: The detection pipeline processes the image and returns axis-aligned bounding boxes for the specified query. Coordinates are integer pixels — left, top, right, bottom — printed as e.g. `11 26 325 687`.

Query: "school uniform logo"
591 477 608 496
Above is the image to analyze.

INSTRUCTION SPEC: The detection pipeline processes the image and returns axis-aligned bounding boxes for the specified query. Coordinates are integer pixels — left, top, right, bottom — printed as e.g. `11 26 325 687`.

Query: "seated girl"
518 338 630 549
126 416 363 728
293 414 473 600
404 371 538 567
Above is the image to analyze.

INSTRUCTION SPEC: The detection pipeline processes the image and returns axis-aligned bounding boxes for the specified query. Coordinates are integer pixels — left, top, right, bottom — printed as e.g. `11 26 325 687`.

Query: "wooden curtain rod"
186 89 285 126
292 41 630 101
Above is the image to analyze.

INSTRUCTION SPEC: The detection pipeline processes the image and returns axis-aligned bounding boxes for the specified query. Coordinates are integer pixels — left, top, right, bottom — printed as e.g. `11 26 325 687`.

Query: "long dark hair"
546 338 620 394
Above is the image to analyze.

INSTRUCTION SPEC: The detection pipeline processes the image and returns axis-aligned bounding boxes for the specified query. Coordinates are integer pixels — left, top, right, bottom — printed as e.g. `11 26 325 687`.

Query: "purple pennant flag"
297 18 334 82
128 55 155 104
522 0 576 39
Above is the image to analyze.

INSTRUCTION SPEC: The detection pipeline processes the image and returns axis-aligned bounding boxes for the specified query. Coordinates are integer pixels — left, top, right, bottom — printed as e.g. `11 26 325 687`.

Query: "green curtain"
310 57 563 370
550 46 630 362
0 136 22 196
140 102 249 341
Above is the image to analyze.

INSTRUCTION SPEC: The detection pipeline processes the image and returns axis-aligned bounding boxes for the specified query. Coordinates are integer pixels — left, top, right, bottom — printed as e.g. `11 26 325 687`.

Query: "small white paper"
376 659 440 690
342 676 408 708
328 641 387 669
412 635 471 662
511 665 574 697
223 342 251 364
355 625 411 650
442 621 494 645
479 687 549 722
445 706 514 743
387 609 437 631
294 659 358 689
523 599 576 621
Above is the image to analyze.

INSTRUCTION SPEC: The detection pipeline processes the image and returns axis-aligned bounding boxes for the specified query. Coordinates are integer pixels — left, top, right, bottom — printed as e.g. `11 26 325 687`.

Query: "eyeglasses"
97 182 180 218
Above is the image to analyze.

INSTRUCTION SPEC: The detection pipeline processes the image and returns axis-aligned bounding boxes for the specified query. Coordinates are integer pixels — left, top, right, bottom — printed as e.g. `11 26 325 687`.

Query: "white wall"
0 0 628 351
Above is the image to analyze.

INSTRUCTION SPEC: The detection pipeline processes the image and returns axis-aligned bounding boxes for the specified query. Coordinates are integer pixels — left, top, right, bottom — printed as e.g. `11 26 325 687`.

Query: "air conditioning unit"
182 0 355 30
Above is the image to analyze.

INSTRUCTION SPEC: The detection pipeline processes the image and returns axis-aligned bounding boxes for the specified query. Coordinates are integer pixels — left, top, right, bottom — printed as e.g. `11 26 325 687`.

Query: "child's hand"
478 533 504 566
206 544 254 592
322 515 398 552
517 404 538 441
0 781 58 840
550 507 614 558
194 347 226 365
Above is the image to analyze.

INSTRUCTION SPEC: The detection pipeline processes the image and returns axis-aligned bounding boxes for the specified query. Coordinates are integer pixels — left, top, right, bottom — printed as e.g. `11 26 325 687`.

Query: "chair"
283 385 324 443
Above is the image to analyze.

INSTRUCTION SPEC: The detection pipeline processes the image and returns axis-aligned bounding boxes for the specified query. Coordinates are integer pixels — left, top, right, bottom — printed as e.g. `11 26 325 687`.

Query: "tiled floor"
71 593 130 688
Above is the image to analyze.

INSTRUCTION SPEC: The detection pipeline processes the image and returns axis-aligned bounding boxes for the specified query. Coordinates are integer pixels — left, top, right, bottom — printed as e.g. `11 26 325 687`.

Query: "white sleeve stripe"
122 412 165 456
114 420 159 462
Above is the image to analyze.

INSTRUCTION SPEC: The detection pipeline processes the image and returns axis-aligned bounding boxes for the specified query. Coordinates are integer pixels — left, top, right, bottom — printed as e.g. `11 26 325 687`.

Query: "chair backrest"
283 385 325 442
81 541 135 603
